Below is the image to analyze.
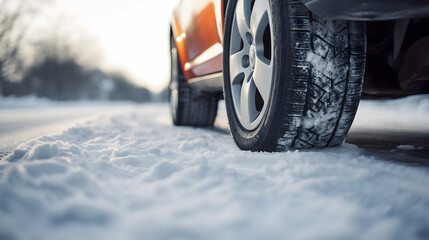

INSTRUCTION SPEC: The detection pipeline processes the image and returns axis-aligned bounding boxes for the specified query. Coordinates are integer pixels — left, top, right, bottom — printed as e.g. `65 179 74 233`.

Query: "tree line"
0 0 153 102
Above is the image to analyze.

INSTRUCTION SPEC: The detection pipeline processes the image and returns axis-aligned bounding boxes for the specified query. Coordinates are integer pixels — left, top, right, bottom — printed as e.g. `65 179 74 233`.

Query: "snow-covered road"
0 96 429 240
0 106 108 152
0 98 136 153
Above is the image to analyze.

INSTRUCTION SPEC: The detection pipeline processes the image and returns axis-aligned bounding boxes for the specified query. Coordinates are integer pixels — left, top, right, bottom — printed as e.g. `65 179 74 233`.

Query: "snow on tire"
223 0 366 151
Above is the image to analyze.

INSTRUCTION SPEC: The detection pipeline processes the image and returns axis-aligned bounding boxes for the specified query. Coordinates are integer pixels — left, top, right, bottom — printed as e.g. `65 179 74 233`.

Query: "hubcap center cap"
249 45 256 69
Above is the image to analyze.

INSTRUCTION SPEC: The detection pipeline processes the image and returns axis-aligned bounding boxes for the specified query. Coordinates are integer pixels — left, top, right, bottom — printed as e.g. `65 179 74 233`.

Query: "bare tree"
31 17 103 68
19 16 105 100
0 0 45 95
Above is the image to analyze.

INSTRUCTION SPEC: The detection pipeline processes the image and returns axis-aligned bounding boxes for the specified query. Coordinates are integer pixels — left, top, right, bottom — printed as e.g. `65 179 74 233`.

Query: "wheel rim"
229 0 273 131
169 46 179 119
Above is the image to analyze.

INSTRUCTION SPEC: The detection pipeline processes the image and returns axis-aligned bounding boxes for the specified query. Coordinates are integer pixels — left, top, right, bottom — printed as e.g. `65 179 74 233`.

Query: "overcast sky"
32 0 179 92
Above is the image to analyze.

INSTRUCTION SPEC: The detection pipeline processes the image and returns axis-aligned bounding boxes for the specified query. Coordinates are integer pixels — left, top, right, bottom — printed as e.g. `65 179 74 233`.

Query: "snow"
396 145 424 150
0 96 429 240
0 95 138 109
0 95 61 109
352 95 429 132
397 145 417 150
0 96 137 152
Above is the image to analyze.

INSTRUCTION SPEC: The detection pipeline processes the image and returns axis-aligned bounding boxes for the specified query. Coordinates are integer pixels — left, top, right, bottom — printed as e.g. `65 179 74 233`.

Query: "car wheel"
223 0 366 151
169 37 219 126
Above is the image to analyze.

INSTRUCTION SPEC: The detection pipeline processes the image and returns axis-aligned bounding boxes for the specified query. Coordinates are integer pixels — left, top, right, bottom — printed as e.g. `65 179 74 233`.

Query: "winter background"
1 0 429 240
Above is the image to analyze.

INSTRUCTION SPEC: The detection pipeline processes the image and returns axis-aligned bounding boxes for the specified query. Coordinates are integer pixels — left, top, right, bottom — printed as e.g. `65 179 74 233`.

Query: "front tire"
223 0 366 151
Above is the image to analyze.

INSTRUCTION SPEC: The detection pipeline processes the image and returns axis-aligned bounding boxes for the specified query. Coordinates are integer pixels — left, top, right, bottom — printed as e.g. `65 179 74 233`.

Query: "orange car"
169 0 429 151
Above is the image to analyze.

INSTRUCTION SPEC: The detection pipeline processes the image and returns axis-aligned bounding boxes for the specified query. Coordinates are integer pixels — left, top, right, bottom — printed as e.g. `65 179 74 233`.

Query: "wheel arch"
169 15 191 81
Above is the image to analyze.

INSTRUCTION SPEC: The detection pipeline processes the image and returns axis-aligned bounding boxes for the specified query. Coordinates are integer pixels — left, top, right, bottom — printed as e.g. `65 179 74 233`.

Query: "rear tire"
169 37 219 126
223 0 366 151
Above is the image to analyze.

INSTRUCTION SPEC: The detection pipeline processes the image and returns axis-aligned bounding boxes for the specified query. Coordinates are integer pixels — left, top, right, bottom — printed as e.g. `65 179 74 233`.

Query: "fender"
170 0 224 82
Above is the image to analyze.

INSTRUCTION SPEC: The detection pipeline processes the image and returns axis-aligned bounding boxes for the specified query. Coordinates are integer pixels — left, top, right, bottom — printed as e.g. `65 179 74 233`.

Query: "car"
169 0 429 152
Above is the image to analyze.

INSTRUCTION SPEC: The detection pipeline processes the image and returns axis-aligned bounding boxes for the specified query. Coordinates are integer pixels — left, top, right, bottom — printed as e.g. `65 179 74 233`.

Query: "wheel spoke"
230 50 246 85
169 81 177 91
235 0 251 41
250 0 269 37
240 79 258 126
253 57 272 102
229 0 273 131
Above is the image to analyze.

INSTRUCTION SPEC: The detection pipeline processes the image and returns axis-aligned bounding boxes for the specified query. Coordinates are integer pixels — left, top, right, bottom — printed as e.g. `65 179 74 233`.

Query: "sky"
32 0 179 92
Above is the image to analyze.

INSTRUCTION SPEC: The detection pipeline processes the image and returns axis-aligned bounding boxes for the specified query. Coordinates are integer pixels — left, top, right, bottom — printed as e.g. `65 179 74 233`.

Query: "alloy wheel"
169 46 179 119
229 0 274 131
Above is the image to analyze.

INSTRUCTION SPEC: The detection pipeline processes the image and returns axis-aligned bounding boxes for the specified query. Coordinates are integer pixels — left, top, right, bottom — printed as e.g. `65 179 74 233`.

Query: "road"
0 98 428 240
0 102 135 156
215 99 429 164
1 99 428 164
348 97 429 165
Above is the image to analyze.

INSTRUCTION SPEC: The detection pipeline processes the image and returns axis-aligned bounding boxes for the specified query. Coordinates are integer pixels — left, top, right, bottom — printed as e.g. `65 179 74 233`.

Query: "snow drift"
0 97 429 240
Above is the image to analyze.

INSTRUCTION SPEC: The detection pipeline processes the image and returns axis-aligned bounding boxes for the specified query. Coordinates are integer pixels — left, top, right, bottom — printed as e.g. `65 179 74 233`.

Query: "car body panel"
171 0 429 94
300 0 429 20
171 0 224 81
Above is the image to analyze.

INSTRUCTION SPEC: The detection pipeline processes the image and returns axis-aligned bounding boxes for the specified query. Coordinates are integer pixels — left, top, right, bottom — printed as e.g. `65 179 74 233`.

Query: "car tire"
223 0 366 151
169 37 219 126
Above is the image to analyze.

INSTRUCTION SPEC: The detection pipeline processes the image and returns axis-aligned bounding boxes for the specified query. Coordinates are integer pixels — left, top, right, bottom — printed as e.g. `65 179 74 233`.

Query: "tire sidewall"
223 0 291 151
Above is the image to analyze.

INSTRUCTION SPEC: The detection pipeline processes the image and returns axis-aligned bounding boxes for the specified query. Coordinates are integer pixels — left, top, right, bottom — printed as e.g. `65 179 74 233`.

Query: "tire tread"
170 39 218 127
275 1 366 150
